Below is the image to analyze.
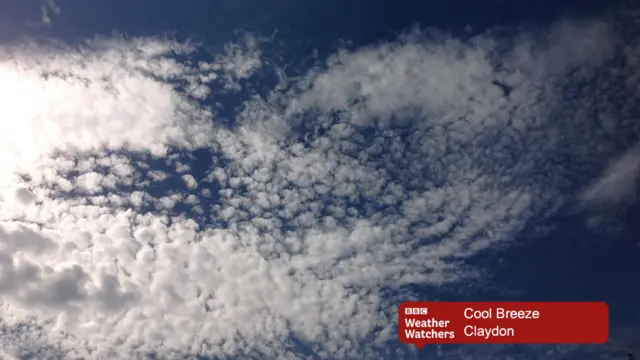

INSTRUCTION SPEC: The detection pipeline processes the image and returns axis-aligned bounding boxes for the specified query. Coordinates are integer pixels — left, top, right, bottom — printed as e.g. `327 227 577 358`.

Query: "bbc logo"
405 308 428 315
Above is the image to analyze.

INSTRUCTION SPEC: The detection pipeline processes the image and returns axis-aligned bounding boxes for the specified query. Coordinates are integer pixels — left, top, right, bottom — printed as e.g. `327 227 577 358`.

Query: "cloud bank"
0 9 638 360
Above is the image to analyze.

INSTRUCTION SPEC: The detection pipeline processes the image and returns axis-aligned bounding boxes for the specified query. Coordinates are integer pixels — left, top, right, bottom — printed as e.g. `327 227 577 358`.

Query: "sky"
0 0 638 359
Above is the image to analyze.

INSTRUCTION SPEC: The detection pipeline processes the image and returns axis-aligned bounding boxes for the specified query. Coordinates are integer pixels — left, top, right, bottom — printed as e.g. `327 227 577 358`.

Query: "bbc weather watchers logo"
405 307 428 315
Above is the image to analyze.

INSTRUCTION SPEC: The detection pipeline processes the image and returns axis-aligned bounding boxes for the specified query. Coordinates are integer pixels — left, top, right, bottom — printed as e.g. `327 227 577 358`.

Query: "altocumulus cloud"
0 8 639 360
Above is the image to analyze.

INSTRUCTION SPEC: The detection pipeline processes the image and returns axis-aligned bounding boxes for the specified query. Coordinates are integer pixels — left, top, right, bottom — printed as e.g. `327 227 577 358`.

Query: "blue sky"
0 1 638 359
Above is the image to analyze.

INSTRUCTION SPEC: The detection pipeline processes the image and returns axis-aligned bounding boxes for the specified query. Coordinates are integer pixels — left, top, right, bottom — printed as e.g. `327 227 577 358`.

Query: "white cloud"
182 174 198 190
40 0 61 26
0 10 638 360
200 32 266 92
580 142 640 210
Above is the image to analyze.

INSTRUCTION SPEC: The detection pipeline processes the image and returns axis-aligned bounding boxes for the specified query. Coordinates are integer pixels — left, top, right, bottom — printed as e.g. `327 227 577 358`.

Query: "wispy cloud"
40 0 61 26
0 8 638 360
580 142 640 210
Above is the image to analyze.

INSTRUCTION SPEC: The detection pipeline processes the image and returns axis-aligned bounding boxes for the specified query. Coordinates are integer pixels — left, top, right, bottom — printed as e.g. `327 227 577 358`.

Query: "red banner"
398 302 608 348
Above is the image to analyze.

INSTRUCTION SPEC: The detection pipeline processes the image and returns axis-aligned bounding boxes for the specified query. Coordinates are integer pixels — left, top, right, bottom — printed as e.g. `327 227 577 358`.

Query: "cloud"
182 174 198 190
0 9 639 360
580 142 640 210
576 142 640 234
40 0 61 26
199 32 267 92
